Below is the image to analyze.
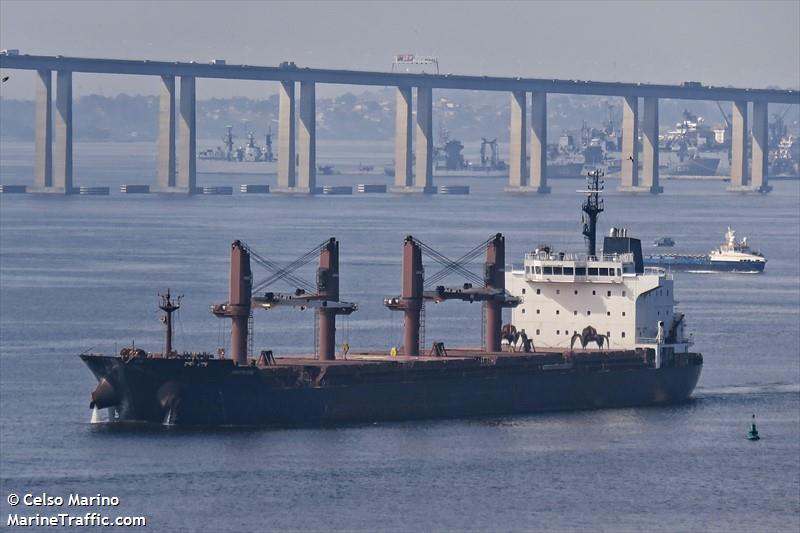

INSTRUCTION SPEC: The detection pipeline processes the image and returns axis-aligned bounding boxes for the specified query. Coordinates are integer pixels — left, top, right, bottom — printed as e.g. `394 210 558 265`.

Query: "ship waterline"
81 350 702 426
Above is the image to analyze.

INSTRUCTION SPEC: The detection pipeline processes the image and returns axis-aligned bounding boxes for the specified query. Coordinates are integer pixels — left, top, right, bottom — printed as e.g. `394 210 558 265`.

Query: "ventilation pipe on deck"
484 233 505 352
402 236 424 356
317 238 339 361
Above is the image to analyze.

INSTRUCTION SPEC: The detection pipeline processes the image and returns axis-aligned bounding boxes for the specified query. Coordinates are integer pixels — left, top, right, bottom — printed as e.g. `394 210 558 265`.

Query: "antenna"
580 170 605 257
159 289 183 356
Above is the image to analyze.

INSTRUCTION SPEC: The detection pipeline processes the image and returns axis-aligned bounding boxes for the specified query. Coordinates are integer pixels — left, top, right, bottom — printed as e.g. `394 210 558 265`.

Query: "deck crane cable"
246 240 330 295
255 240 329 288
249 251 316 294
248 243 323 293
415 237 488 287
423 248 486 286
414 236 492 288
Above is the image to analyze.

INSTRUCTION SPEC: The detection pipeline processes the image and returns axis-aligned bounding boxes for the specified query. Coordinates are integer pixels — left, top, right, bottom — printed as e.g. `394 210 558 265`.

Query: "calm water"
1 142 799 532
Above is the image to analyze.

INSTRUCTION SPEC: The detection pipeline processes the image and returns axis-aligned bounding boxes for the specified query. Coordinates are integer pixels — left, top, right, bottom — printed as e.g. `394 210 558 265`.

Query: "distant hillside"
3 90 793 144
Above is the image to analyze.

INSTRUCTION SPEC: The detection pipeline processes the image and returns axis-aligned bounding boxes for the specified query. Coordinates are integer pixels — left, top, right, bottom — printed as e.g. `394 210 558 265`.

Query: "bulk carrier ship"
81 172 702 426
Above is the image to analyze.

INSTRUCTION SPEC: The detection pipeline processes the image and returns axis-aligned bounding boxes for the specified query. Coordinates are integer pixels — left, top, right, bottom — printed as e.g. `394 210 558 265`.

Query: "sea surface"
1 141 799 532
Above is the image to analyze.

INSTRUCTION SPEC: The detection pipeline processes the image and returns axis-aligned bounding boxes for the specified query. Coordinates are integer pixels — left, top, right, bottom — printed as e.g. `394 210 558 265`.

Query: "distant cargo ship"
644 227 766 273
664 154 720 177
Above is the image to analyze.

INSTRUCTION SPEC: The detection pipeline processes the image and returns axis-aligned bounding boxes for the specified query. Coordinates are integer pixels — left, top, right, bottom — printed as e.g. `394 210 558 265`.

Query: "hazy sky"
1 0 798 99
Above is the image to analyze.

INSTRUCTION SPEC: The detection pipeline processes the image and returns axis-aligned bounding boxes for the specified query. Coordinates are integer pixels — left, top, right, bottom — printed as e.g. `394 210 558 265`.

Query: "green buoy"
747 414 760 441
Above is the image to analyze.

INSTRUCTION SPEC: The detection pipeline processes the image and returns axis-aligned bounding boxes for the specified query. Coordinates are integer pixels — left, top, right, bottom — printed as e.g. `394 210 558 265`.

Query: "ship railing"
525 251 634 263
643 266 672 279
636 336 692 347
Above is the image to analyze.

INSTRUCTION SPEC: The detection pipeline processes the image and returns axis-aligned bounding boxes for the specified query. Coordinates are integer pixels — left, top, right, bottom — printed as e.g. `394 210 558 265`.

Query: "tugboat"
79 171 702 427
653 237 675 247
644 228 766 273
747 414 760 441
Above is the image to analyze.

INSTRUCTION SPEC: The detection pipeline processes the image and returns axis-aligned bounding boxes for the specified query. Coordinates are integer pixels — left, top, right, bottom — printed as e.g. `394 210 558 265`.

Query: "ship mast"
581 170 605 257
159 289 182 356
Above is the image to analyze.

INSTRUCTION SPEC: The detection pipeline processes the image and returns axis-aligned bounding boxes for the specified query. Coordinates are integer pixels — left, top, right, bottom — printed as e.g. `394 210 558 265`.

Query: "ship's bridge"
523 250 668 283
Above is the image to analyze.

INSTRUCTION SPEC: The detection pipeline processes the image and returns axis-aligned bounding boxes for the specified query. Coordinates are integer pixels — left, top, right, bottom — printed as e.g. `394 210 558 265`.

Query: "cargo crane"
769 105 793 148
480 138 499 168
384 234 520 356
222 126 235 160
212 239 357 364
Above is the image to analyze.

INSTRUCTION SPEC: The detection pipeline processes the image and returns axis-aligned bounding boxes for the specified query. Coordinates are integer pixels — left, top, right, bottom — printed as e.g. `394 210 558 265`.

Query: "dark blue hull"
643 255 765 272
81 351 703 427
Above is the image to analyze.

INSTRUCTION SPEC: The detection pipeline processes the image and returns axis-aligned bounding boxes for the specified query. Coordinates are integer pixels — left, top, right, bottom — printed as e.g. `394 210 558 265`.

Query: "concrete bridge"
1 52 798 195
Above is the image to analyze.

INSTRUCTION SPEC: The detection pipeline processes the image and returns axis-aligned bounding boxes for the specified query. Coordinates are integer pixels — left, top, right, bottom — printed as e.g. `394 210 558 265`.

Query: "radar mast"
581 170 605 257
159 289 182 356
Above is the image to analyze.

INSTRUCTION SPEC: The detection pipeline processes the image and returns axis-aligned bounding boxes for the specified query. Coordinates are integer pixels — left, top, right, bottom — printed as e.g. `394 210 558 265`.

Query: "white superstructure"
506 244 692 364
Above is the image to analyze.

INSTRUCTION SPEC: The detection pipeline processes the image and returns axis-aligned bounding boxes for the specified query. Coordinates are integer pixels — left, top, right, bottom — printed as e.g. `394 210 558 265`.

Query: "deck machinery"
383 234 520 355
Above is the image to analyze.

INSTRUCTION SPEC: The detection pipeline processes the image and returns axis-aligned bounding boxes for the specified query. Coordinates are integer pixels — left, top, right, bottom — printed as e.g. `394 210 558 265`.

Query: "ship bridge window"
535 266 542 274
599 268 610 276
576 267 587 276
616 269 622 276
624 264 634 274
543 266 553 275
588 268 599 276
553 266 563 275
564 267 574 275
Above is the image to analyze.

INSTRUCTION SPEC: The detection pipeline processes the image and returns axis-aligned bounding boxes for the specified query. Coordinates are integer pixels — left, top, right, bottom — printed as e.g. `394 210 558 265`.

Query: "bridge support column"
391 87 414 191
728 100 749 191
619 96 640 192
529 91 550 193
275 81 297 192
52 71 73 194
33 70 53 191
508 91 527 188
155 76 177 190
297 81 316 194
414 86 435 193
750 101 772 193
640 97 662 193
177 76 196 194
